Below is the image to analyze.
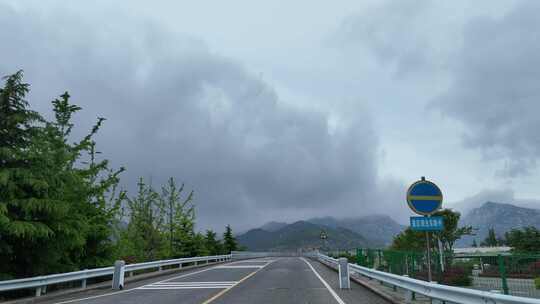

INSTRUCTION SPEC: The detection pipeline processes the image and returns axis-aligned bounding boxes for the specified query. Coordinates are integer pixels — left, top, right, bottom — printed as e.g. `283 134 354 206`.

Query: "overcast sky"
2 0 540 232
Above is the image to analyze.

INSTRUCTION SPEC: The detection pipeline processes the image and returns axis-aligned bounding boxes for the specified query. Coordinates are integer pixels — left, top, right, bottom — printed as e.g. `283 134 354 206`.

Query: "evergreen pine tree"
124 178 164 261
160 177 194 258
0 71 49 278
481 228 499 247
193 232 209 257
0 72 125 278
223 225 238 254
204 229 223 255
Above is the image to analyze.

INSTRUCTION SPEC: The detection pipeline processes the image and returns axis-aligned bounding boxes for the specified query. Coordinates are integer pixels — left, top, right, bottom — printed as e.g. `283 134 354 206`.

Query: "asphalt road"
46 258 389 304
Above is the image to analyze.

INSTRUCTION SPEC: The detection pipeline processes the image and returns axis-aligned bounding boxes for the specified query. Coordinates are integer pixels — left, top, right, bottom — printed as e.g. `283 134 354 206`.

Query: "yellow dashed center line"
200 260 273 304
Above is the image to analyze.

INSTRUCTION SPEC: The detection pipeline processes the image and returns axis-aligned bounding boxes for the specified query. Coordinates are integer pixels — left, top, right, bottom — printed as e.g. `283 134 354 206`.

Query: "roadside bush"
527 261 540 277
331 252 356 262
480 261 540 279
441 268 472 287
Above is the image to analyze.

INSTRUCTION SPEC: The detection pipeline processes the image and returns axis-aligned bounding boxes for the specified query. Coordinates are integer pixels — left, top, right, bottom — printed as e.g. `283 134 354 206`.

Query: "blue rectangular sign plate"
410 216 444 231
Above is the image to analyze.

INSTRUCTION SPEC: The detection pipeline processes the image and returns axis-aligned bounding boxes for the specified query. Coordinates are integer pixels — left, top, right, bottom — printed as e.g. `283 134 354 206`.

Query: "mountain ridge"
238 214 405 250
237 220 374 251
307 214 405 246
458 201 540 246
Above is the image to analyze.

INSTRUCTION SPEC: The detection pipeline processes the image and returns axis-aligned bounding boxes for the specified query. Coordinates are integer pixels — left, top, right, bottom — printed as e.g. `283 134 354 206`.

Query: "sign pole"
406 176 443 283
438 237 444 272
426 230 432 282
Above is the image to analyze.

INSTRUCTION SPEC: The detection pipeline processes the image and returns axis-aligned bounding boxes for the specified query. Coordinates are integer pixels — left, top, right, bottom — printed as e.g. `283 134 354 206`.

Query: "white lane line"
301 257 346 304
143 284 234 286
145 284 232 286
139 286 232 290
147 281 237 285
214 265 265 269
227 259 275 264
201 259 277 304
139 281 237 289
53 263 228 304
53 289 133 304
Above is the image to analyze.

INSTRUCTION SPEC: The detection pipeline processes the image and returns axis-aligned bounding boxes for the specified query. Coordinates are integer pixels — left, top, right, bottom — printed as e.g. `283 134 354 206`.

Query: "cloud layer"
435 2 540 177
0 3 409 231
4 1 539 233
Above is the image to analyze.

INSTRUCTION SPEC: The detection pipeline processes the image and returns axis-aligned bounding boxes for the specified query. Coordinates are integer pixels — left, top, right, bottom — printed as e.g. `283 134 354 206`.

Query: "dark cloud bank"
336 0 540 180
0 4 409 231
435 1 540 177
5 1 537 232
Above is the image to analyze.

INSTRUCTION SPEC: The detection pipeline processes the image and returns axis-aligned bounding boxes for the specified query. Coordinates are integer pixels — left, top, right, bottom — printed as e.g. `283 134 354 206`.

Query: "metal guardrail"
11 251 536 303
316 252 540 304
0 254 231 297
0 266 114 294
124 255 228 272
230 251 302 259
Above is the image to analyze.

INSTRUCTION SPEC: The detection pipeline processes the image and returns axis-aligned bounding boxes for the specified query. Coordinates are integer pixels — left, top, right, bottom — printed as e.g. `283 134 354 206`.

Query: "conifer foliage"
223 224 238 253
0 71 125 278
0 72 239 279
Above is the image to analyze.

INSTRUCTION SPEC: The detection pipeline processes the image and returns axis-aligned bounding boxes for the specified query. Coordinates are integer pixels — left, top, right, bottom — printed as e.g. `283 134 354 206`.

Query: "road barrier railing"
0 254 231 297
231 251 301 259
315 252 540 304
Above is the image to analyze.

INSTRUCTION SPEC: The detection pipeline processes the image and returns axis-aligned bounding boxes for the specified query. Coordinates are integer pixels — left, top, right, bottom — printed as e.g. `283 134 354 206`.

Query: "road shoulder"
305 258 392 304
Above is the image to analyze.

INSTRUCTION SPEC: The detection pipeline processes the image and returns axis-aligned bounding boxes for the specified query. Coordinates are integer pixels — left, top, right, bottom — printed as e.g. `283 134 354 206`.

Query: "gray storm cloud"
434 2 540 177
333 0 442 78
0 3 409 231
334 0 539 179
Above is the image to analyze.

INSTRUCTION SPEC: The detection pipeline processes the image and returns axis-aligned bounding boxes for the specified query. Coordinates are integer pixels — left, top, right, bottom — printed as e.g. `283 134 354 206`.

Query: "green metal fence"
351 249 540 299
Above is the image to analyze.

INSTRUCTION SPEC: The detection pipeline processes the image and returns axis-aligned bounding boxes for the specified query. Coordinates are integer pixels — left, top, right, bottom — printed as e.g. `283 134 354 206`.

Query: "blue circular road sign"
406 178 443 216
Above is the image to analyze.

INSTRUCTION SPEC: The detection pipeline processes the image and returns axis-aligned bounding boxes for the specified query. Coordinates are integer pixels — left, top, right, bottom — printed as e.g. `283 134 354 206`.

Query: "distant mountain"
237 220 372 251
307 215 405 246
458 201 540 246
260 221 288 232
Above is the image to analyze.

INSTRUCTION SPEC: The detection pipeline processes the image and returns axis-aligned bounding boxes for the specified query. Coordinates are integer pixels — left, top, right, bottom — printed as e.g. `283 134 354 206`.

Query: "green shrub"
535 277 540 289
442 268 472 287
447 273 472 287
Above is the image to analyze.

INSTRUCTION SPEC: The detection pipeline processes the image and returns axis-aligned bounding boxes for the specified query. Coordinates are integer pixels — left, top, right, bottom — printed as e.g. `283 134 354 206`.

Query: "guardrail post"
338 258 350 289
35 286 41 297
81 269 88 289
402 275 415 302
112 260 125 290
405 290 415 303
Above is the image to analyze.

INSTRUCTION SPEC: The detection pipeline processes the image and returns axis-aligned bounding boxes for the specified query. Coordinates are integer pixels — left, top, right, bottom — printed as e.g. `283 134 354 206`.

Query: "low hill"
237 220 372 251
260 221 288 232
307 215 404 246
458 201 540 246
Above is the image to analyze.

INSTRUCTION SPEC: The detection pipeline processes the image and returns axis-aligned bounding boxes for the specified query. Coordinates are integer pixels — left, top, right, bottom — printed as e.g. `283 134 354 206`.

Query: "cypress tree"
0 71 61 278
223 225 238 254
160 177 194 258
124 178 164 261
204 229 222 255
0 72 124 278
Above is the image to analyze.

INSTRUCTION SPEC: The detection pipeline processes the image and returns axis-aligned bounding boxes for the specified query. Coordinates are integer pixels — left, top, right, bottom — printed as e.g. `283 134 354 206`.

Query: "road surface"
44 257 389 304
